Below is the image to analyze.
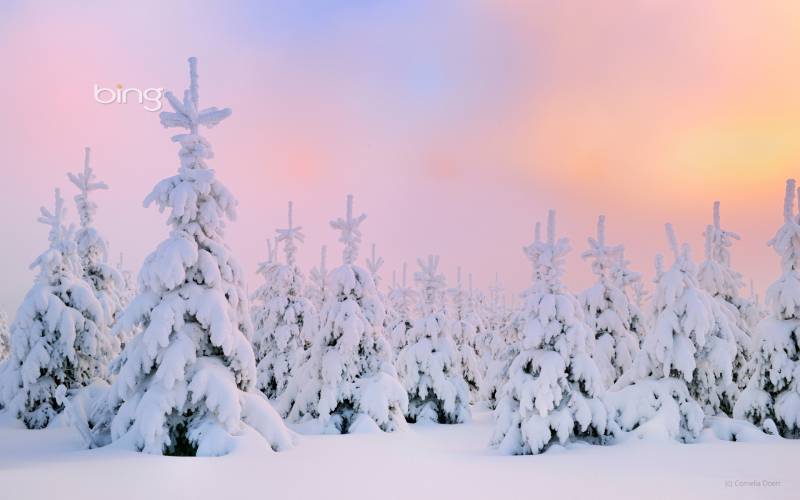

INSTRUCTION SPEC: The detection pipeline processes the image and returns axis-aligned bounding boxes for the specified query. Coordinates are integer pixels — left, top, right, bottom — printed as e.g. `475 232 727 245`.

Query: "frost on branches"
697 202 755 393
0 190 114 429
447 268 485 400
387 263 417 357
68 148 128 330
397 256 470 424
491 211 608 455
104 58 291 456
287 195 407 433
482 273 518 410
251 202 317 403
735 180 800 438
580 216 640 388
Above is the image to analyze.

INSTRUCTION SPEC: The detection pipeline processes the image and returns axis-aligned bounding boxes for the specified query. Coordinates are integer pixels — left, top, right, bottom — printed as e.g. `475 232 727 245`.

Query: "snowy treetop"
159 57 231 136
38 188 69 249
389 262 416 315
768 179 800 272
330 194 367 265
365 243 384 283
526 210 570 293
145 57 238 236
67 147 108 228
309 245 327 288
415 255 446 312
581 215 624 283
276 201 304 267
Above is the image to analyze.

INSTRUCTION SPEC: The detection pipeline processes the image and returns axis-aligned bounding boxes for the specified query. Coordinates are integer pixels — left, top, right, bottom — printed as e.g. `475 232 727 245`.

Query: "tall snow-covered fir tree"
251 202 317 403
491 211 608 455
0 311 9 361
447 267 484 400
104 58 291 456
735 180 800 437
286 195 407 433
580 215 639 388
397 255 470 423
697 201 755 393
68 147 128 331
387 263 417 357
0 189 114 429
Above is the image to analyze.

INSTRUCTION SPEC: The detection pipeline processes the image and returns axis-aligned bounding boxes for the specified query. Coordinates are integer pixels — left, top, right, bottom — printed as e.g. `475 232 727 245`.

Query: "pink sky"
1 1 800 313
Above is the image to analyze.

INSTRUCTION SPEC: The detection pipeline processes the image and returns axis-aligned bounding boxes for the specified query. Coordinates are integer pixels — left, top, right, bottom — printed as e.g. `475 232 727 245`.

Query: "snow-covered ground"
0 407 794 500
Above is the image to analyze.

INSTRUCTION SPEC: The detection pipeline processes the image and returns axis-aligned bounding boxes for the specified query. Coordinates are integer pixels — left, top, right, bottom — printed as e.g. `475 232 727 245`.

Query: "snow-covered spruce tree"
491 211 608 455
580 215 639 388
366 243 396 339
0 311 9 361
387 263 417 357
397 255 470 423
735 180 800 437
105 58 291 456
697 201 755 393
286 195 407 433
447 267 484 400
251 202 318 403
482 274 519 410
68 148 128 331
306 246 328 312
0 189 113 428
611 224 736 441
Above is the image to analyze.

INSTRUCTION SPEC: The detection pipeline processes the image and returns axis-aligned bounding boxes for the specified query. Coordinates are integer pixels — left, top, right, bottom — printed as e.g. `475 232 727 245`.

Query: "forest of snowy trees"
1 57 800 457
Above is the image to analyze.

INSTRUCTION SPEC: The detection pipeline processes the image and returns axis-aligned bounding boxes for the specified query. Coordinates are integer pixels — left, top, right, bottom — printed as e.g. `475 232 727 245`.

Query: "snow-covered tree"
697 202 755 393
580 215 639 388
447 268 484 400
251 202 317 403
0 189 113 429
491 211 608 455
286 195 407 433
68 147 128 330
104 58 291 456
482 273 519 410
735 180 800 437
613 223 736 442
397 255 470 423
0 311 9 361
387 263 417 356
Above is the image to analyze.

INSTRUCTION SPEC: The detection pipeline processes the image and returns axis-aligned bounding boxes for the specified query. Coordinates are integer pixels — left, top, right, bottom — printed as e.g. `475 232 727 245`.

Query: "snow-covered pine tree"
491 210 608 455
287 195 407 433
105 57 291 456
447 267 484 401
366 243 397 341
482 273 519 410
68 147 128 331
580 215 639 388
397 255 470 423
307 246 328 312
697 201 755 394
251 202 318 404
387 263 417 357
735 180 800 437
0 311 9 361
611 223 736 441
0 189 113 429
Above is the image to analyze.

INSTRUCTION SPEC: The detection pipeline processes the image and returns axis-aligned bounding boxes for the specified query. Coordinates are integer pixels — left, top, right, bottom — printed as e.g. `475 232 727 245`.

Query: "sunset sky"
1 1 800 314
